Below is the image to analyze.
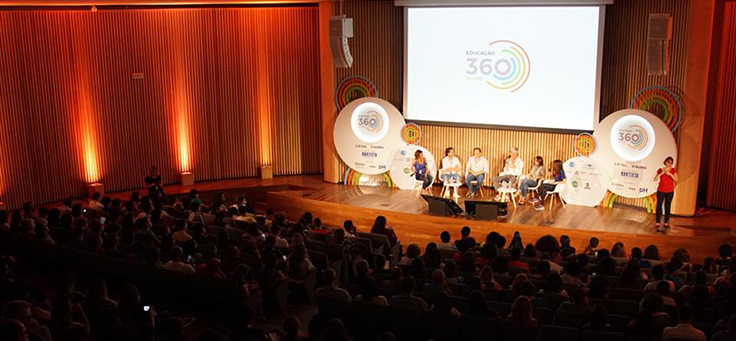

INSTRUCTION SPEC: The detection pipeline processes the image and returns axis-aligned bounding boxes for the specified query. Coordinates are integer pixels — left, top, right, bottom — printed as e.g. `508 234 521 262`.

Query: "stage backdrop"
329 0 693 211
0 6 322 209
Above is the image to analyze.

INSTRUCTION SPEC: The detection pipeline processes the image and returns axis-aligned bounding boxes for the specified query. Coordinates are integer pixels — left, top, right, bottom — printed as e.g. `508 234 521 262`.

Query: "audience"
662 305 706 341
389 276 428 311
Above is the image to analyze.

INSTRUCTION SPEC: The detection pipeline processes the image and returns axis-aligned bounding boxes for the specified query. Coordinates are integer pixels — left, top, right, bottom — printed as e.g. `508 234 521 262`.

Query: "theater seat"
581 331 623 341
459 315 497 341
421 311 459 341
499 320 540 341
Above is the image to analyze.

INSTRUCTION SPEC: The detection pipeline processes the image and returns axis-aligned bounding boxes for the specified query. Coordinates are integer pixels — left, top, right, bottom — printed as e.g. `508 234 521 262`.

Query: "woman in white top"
519 156 546 205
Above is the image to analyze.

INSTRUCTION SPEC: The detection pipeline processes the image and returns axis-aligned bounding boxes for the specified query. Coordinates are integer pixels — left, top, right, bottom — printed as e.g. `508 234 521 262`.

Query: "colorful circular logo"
335 75 378 110
482 40 531 93
400 123 422 145
350 102 389 144
610 115 656 162
574 133 597 157
629 86 683 132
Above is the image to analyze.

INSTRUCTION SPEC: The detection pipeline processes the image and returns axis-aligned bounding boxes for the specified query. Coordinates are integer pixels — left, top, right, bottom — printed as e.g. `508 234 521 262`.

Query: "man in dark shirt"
390 276 428 311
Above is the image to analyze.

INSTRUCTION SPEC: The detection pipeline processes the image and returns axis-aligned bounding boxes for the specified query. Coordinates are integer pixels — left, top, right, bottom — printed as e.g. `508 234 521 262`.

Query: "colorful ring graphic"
401 123 422 145
629 86 683 132
344 169 392 187
486 40 531 93
335 75 378 111
574 133 597 157
628 125 648 150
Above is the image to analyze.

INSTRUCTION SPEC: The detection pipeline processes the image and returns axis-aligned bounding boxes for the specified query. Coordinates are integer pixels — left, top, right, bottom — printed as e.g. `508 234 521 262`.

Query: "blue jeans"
465 173 485 194
519 178 539 197
415 173 434 189
441 173 460 183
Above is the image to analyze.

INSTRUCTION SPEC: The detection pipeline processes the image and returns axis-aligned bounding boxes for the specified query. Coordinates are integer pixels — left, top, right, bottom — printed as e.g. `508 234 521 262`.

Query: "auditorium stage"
109 175 736 262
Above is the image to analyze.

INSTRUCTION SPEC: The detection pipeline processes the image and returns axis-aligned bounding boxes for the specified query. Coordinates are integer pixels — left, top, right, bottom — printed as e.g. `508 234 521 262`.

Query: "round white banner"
388 146 438 190
334 97 406 175
592 109 677 198
560 157 610 207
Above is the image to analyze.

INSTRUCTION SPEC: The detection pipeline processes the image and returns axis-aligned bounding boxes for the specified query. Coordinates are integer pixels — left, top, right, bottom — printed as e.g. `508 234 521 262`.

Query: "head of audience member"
443 261 457 279
524 244 537 259
460 226 471 239
511 274 529 294
651 264 666 281
535 261 551 278
543 273 564 294
401 276 416 296
361 277 380 302
355 259 370 280
508 296 535 325
423 244 441 269
440 231 451 244
445 147 455 158
576 254 589 268
656 280 670 297
433 291 454 314
282 316 300 340
481 243 498 261
520 280 536 298
342 220 356 235
611 242 625 258
491 255 509 275
719 244 733 260
458 252 476 273
311 217 323 230
674 248 690 264
371 215 387 233
469 276 485 292
598 257 617 276
374 255 387 273
473 147 481 158
631 247 643 260
534 235 560 254
643 245 660 260
479 266 496 284
564 261 583 279
405 244 421 260
588 237 600 250
467 290 490 316
596 248 610 260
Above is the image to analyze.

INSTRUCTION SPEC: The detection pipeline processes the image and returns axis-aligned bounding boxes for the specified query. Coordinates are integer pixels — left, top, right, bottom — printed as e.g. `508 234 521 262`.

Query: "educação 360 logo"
465 40 531 93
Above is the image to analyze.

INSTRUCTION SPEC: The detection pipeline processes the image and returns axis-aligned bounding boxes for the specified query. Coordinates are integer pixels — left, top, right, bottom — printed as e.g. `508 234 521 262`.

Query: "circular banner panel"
629 86 683 132
401 123 422 145
335 75 378 111
592 109 677 199
388 145 437 190
334 97 406 175
574 133 597 157
560 157 610 207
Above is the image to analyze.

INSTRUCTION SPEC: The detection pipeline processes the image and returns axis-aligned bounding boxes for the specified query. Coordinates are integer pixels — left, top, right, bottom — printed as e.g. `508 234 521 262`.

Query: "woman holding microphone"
653 156 677 232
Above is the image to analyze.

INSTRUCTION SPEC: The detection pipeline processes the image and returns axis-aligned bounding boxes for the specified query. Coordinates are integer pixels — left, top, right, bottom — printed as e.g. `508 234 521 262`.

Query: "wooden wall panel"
0 6 321 209
705 2 736 211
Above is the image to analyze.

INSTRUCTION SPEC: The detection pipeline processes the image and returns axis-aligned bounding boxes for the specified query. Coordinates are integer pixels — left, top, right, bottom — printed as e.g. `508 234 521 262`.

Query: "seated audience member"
464 147 489 198
466 290 497 318
342 220 357 238
631 247 652 268
316 269 351 304
3 300 54 341
583 237 600 255
645 264 676 293
228 306 270 341
476 243 497 266
287 245 315 280
523 244 538 259
354 278 388 306
479 266 503 290
89 192 105 211
269 225 289 248
309 217 328 235
534 159 566 210
431 291 461 317
539 273 569 297
664 261 684 284
437 231 455 251
557 290 591 314
653 280 677 307
423 269 452 296
662 305 706 341
716 244 733 266
508 248 530 271
561 262 583 288
711 315 736 341
163 246 195 275
389 276 428 311
0 319 28 341
400 244 421 265
506 296 537 326
521 280 547 308
587 275 611 300
322 318 350 341
443 261 460 285
370 215 398 248
611 242 627 258
492 147 524 196
421 243 442 269
582 305 610 331
454 226 475 248
644 244 661 261
280 316 303 341
559 235 576 254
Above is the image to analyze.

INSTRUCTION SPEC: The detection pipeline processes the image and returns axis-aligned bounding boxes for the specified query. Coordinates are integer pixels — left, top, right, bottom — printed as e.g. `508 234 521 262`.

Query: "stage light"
91 5 98 12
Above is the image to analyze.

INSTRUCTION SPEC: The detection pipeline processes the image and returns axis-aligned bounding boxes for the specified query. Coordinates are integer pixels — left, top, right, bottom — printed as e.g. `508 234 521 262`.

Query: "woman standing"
519 156 545 205
653 156 677 232
411 150 433 192
534 160 565 210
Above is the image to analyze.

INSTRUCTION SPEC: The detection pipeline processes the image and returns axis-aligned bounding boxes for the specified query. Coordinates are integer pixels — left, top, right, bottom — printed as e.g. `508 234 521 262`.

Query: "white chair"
497 186 518 208
548 184 567 209
527 179 543 199
440 174 461 199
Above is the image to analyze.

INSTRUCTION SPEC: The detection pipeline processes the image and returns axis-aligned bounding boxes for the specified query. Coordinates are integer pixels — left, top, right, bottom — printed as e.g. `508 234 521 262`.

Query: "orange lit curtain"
0 7 321 209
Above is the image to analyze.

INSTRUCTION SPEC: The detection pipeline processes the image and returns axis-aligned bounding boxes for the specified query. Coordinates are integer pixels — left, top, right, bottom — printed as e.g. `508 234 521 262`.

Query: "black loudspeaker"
646 13 672 76
465 200 508 220
421 195 465 217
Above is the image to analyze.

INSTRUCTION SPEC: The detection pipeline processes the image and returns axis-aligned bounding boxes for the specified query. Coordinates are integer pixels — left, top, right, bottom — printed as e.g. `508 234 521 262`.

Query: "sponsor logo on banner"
465 40 531 93
610 115 656 162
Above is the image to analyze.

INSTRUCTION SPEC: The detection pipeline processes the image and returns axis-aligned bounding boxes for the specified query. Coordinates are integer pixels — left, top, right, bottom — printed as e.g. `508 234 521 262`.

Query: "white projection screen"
403 6 606 132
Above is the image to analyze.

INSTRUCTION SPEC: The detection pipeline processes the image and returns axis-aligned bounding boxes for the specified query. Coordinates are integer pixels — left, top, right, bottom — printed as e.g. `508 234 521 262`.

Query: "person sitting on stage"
533 159 566 210
440 147 462 198
492 147 524 200
411 150 433 192
465 147 489 198
518 156 545 205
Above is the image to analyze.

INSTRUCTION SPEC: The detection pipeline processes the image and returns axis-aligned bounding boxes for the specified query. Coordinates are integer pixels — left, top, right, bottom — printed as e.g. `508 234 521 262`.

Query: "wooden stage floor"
110 175 736 262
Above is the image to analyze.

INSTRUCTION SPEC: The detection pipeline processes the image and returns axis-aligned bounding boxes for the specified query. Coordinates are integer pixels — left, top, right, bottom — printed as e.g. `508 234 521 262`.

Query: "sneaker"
533 204 544 211
529 198 540 204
